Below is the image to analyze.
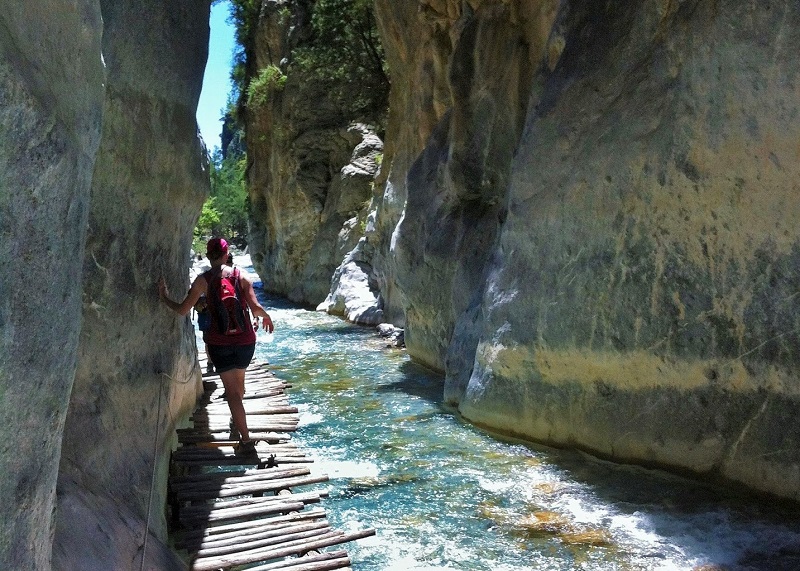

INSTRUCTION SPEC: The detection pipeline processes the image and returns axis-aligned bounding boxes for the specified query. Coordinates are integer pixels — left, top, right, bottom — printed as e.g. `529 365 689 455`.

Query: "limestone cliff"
459 0 800 500
0 3 104 568
243 0 800 498
244 1 386 316
54 1 210 569
363 0 800 499
1 1 209 569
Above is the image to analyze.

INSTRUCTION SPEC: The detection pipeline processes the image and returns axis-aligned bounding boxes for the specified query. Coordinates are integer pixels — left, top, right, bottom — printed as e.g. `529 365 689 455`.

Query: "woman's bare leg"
219 367 249 442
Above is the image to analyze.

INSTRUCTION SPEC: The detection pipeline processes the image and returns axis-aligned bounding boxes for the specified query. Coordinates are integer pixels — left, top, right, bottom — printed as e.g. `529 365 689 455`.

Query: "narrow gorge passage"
232 260 800 571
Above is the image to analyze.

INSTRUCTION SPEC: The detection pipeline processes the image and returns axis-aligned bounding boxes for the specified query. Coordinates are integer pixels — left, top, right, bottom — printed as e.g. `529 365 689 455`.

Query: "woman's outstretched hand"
257 314 275 333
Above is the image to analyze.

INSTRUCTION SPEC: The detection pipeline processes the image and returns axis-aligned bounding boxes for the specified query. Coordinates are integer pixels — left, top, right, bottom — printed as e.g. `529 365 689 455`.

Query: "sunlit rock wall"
54 0 209 568
245 3 382 309
459 0 800 500
371 0 555 369
372 0 800 498
0 2 104 569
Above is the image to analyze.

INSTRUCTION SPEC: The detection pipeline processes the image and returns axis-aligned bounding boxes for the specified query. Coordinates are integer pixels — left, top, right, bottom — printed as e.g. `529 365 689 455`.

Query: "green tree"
194 143 249 250
292 0 389 124
228 0 389 126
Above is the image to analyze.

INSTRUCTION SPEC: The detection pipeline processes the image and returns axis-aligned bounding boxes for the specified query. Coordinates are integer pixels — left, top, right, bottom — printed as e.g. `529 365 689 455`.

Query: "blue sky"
196 2 236 153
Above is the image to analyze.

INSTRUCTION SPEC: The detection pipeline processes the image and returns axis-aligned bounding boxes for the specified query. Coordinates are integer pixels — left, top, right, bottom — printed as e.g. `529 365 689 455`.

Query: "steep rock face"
370 0 800 498
246 2 383 308
54 0 209 568
315 125 385 325
0 2 104 569
371 0 555 370
458 0 800 499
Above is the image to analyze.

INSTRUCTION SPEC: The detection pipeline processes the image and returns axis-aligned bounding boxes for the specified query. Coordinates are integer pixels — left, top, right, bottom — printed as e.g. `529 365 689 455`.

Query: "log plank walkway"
168 356 375 571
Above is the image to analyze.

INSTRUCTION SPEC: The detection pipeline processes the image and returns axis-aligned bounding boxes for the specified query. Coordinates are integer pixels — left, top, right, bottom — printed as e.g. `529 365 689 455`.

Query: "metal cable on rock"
140 371 166 571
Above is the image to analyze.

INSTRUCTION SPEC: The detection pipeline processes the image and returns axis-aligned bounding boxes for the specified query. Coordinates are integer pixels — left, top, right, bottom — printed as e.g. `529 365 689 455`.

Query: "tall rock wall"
245 1 384 311
1 1 209 569
54 0 209 569
372 0 554 368
0 2 104 569
364 0 800 499
460 0 800 500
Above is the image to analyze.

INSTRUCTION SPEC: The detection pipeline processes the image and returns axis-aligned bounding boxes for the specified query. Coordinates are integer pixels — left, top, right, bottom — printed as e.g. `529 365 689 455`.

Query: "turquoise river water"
201 264 800 571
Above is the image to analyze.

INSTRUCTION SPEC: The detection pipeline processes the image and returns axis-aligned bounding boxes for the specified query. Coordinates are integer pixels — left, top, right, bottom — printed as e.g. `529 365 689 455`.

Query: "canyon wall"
458 0 800 500
248 0 800 498
370 0 800 499
1 1 209 569
54 1 209 569
244 1 386 320
0 2 104 568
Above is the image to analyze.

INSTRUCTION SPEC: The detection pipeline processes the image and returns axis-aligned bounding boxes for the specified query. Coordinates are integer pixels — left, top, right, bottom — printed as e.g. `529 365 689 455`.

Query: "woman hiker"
158 237 274 456
200 251 235 374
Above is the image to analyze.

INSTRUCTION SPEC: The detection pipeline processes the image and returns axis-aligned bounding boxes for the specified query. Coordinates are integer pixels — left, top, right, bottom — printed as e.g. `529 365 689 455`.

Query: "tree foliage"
228 0 389 126
246 65 287 110
292 0 389 124
194 143 249 250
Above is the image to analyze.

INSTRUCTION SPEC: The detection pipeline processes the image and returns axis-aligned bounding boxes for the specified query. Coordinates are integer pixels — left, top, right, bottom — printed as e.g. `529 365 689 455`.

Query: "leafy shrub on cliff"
228 0 389 126
246 65 287 110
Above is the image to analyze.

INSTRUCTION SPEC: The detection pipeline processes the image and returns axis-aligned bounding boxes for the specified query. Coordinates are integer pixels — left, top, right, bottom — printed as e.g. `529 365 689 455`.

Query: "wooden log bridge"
168 356 375 571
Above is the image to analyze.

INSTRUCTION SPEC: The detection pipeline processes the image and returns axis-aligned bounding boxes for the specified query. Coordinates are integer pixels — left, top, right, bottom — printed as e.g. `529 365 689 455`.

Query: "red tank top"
202 268 256 346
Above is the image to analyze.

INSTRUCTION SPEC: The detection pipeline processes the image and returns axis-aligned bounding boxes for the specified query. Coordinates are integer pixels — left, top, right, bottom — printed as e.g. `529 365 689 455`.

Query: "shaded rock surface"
54 0 210 568
1 1 209 569
53 478 185 571
0 2 104 569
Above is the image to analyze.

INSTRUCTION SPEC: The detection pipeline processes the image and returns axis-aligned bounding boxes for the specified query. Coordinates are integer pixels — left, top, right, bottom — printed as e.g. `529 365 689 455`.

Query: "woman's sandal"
234 439 258 457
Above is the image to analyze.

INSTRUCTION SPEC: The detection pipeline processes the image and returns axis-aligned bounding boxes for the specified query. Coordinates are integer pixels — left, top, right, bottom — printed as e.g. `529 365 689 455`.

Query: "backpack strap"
231 267 247 313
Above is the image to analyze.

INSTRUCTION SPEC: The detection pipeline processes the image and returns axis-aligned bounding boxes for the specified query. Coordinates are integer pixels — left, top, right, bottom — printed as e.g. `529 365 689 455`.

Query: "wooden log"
192 405 298 416
180 491 326 520
179 491 325 524
190 412 298 422
192 521 331 552
170 467 311 493
184 423 299 433
174 456 315 468
178 432 292 444
196 410 300 419
181 429 297 439
203 388 288 402
194 523 332 558
171 448 304 460
176 509 328 549
192 419 300 429
249 558 352 571
242 390 292 399
207 379 286 391
189 417 294 425
192 530 343 571
191 529 376 571
171 447 303 463
245 551 350 571
177 474 329 502
172 448 292 460
179 500 306 526
179 474 326 501
205 396 292 407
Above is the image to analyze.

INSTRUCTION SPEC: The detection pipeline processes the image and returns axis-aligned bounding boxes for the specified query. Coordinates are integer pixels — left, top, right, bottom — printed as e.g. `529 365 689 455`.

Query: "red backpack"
207 267 248 335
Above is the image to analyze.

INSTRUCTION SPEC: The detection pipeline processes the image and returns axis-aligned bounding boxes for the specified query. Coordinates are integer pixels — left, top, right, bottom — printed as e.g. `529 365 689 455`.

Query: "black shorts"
207 343 255 373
